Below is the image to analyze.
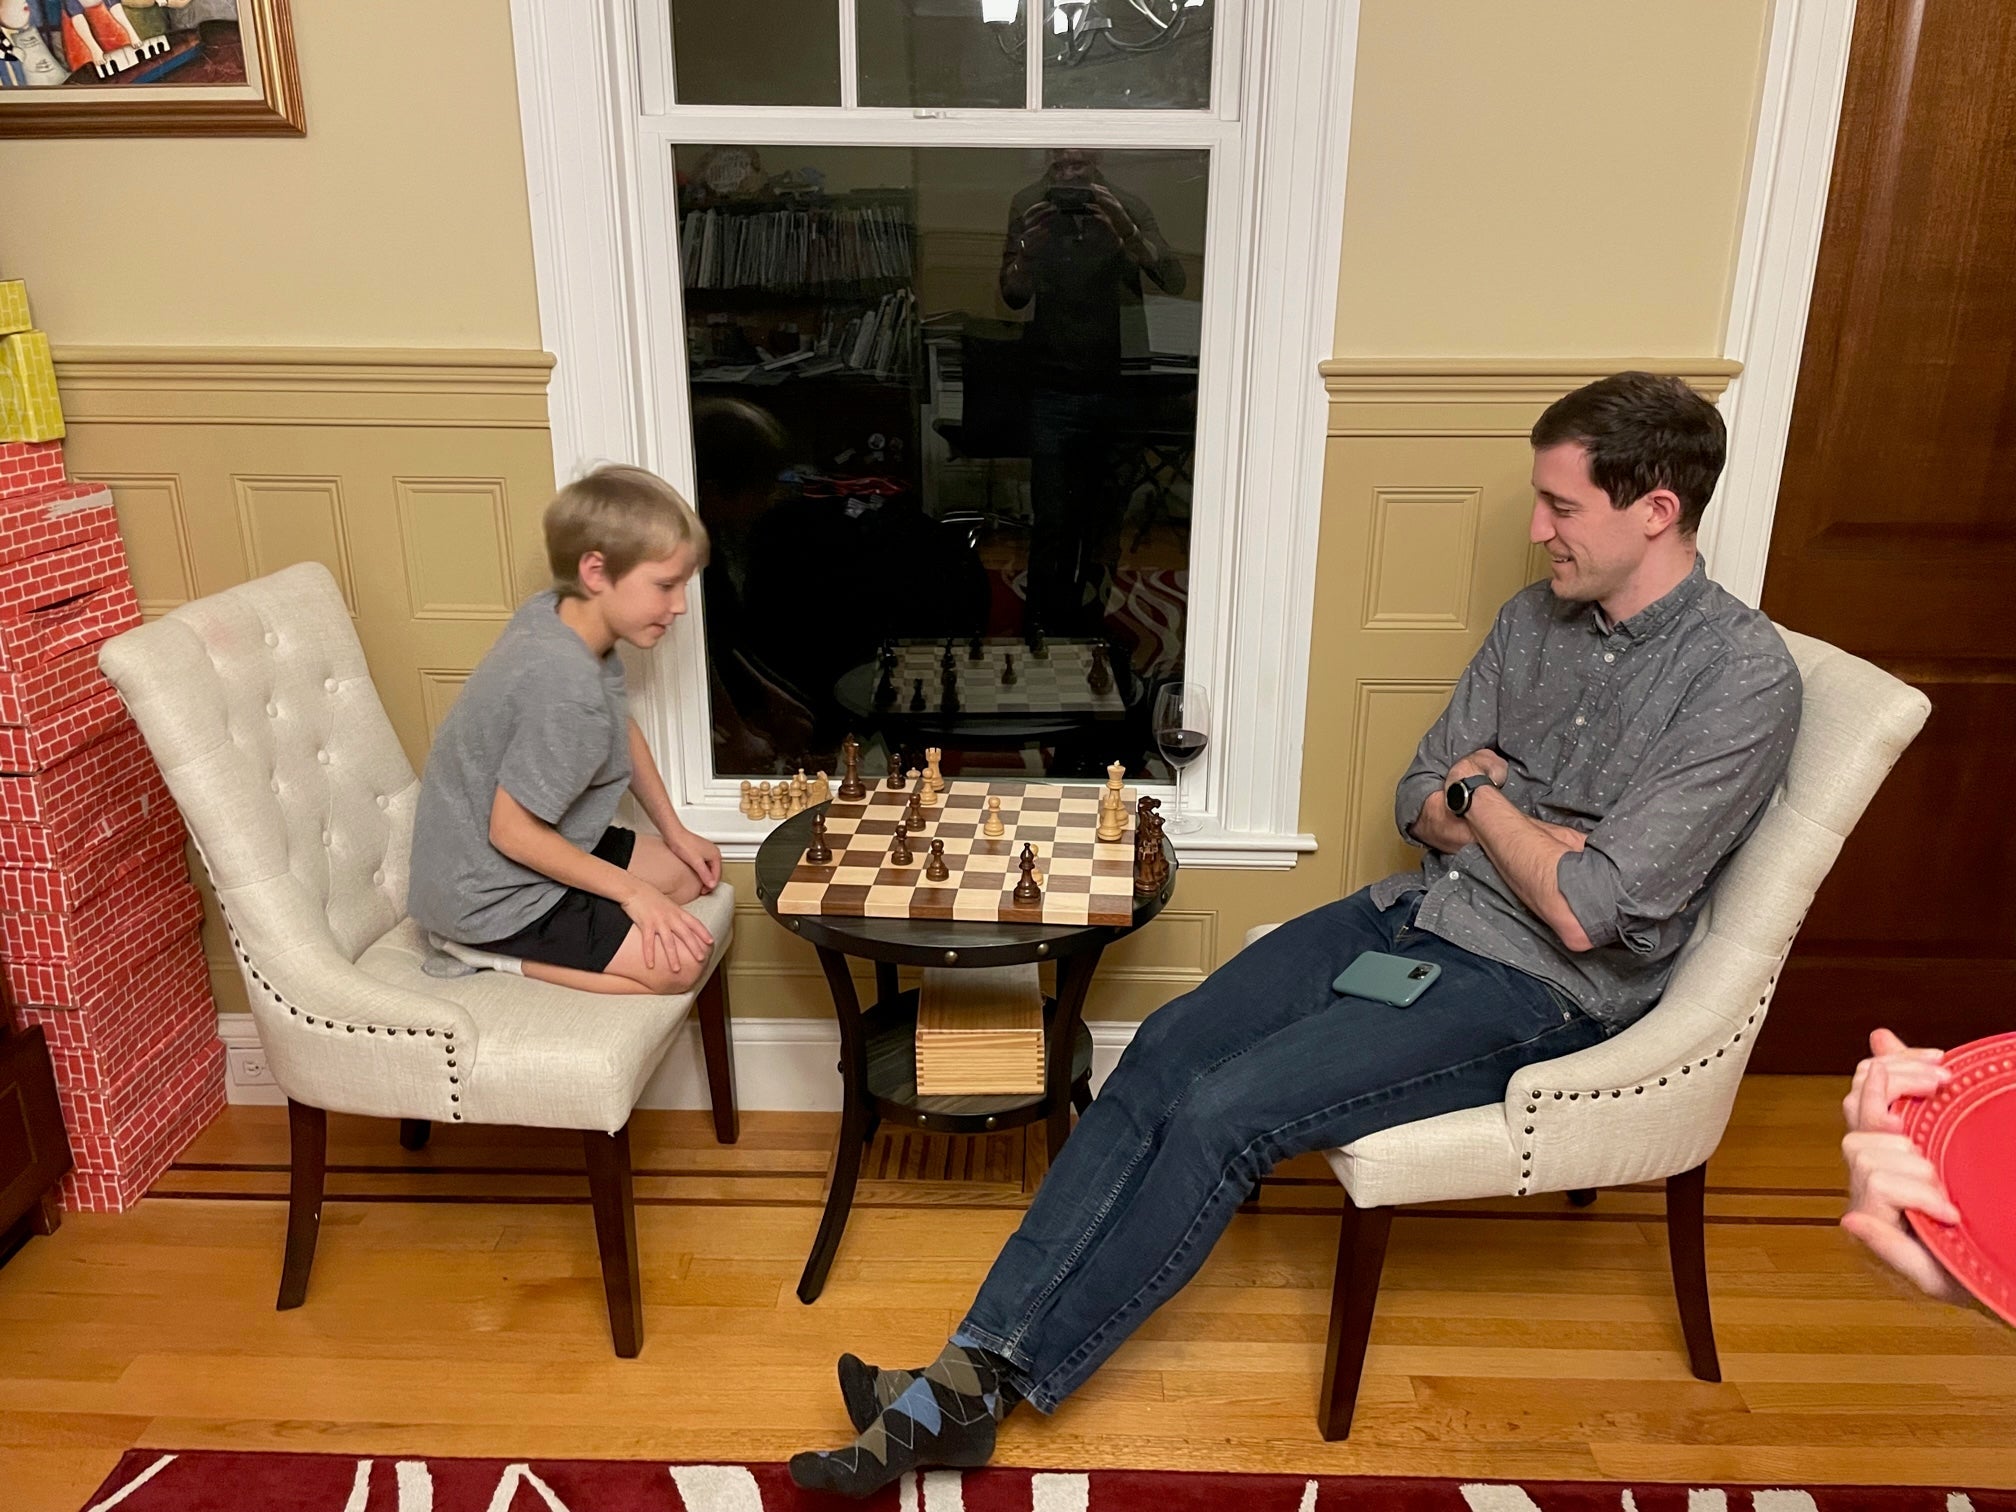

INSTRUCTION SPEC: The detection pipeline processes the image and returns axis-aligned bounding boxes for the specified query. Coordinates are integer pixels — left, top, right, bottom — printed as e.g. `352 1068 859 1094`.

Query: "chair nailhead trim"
1524 1125 1534 1134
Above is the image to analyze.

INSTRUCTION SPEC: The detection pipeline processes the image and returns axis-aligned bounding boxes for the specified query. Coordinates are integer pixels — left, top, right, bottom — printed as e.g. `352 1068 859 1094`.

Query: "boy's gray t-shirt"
407 590 632 944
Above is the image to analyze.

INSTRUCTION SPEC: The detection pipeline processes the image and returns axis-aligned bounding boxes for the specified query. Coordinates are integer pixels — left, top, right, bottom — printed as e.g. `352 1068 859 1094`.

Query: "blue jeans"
958 886 1607 1411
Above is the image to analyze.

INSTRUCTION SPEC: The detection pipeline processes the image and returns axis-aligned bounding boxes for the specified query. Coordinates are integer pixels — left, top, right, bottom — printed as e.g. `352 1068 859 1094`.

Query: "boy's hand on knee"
669 830 723 891
623 882 715 971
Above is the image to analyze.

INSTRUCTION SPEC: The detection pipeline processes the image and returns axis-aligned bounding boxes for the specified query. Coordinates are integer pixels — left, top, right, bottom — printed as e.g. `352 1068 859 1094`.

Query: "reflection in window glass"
670 0 840 107
1043 0 1212 110
858 0 1026 109
674 144 1207 787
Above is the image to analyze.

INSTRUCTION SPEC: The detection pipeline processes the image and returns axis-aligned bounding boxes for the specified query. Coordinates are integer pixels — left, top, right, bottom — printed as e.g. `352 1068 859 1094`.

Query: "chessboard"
773 780 1139 927
877 638 1125 718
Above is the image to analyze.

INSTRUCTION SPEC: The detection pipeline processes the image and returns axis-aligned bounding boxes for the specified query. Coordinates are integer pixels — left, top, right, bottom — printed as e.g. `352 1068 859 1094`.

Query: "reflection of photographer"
1001 149 1185 634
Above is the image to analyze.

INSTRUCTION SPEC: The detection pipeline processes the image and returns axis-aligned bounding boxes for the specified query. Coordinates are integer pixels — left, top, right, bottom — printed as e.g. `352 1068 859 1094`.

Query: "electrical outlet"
228 1046 274 1086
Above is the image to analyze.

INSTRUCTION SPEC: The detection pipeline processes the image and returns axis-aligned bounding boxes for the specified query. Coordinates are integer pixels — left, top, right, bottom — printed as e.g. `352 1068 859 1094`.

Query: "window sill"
661 801 1316 870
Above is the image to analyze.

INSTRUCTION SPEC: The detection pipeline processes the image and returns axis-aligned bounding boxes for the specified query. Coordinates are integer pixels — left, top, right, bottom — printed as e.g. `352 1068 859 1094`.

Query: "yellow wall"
1334 0 1772 358
0 0 541 349
7 3 1774 1027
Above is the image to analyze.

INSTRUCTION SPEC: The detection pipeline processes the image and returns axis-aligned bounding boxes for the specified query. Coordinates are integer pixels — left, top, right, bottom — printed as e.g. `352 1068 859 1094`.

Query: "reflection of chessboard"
883 639 1124 717
775 781 1137 926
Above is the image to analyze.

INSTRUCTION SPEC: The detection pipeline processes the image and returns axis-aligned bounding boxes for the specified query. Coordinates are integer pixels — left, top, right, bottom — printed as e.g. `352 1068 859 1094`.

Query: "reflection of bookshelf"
681 191 923 493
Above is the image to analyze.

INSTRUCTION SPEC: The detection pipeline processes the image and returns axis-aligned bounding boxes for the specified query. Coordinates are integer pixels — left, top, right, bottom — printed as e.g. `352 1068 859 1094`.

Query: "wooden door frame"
1701 0 1860 610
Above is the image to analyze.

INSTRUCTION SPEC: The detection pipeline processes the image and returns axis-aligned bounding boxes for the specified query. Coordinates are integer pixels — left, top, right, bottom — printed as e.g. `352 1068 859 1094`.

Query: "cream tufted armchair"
98 562 739 1357
1243 629 1929 1439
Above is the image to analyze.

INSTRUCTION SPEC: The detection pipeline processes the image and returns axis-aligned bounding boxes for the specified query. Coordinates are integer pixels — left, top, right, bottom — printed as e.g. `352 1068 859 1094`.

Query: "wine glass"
1151 681 1210 835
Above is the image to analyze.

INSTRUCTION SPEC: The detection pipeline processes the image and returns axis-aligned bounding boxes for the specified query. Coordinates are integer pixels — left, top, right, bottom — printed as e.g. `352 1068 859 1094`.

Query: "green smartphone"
1332 951 1442 1007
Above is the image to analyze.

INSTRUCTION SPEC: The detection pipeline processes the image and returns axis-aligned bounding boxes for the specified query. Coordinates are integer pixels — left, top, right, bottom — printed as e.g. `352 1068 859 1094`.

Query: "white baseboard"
217 1013 1138 1113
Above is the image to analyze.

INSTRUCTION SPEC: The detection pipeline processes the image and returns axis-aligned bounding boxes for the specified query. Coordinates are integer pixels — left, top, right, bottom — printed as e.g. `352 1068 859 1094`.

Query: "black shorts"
476 826 638 974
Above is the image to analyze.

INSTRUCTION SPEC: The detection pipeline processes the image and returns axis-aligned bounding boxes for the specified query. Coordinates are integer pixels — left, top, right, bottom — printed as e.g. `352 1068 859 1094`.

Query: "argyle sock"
791 1337 1019 1499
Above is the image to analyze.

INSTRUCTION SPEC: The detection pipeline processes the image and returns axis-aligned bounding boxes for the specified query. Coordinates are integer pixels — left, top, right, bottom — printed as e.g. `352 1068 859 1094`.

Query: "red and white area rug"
77 1452 2016 1511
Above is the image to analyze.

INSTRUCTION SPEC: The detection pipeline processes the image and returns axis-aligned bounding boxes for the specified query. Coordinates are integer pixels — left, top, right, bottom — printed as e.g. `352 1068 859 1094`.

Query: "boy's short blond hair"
544 464 710 599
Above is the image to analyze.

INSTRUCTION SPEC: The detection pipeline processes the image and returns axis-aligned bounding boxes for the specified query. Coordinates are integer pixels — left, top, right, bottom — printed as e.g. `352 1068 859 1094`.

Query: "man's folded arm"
1555 655 1801 955
1394 611 1507 850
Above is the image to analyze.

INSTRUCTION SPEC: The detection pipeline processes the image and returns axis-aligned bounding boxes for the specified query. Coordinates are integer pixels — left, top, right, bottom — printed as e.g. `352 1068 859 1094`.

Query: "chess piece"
924 747 944 793
1014 844 1042 904
839 736 866 801
891 823 913 866
1096 788 1126 843
983 796 1005 838
941 639 958 675
1001 652 1017 686
739 779 755 819
939 668 961 716
886 758 905 791
1134 796 1166 891
910 677 927 713
925 839 949 882
812 770 832 803
905 788 924 832
920 772 940 807
1087 643 1112 695
806 814 832 865
757 781 773 817
1107 759 1127 796
878 638 898 672
968 634 984 662
1029 626 1048 660
768 783 788 820
875 664 896 707
795 770 811 805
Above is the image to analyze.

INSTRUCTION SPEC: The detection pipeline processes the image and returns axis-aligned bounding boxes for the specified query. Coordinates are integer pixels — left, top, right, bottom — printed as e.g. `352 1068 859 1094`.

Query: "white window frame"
509 0 1359 866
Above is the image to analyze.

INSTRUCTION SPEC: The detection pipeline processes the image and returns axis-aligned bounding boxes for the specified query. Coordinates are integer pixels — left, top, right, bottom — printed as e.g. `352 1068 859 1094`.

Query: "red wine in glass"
1151 682 1210 834
1157 728 1209 768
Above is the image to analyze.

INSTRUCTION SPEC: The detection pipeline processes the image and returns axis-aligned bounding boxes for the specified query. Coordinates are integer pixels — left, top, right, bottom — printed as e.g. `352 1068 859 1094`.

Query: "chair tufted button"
264 632 278 647
317 750 330 764
322 830 332 847
375 794 388 810
372 870 385 887
266 702 278 718
271 779 281 794
324 678 338 693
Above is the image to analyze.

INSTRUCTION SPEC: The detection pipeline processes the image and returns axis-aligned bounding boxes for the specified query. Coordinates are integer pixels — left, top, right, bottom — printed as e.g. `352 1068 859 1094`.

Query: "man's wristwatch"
1445 773 1494 817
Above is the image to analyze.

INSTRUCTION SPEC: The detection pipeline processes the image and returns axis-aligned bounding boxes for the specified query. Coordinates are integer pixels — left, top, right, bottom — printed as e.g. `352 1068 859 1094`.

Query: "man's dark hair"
1529 372 1727 534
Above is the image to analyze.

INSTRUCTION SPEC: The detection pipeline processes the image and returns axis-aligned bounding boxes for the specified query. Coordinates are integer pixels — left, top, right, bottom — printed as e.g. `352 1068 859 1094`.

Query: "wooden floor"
4 1077 2013 1510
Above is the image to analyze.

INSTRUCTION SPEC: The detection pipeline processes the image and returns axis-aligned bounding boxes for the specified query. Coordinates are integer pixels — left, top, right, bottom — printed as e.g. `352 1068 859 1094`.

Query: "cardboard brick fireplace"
0 294 225 1213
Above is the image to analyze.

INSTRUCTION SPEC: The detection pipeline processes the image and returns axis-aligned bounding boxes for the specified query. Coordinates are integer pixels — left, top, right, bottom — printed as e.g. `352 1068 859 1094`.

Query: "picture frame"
0 0 303 137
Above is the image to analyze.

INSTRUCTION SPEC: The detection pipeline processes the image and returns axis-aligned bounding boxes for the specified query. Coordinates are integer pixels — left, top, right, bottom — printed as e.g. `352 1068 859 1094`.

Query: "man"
791 373 1802 1497
1000 147 1187 635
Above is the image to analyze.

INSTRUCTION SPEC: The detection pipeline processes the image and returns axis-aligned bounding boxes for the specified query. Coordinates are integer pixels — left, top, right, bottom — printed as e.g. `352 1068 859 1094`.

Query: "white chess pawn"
758 781 774 819
1096 790 1125 843
983 796 1005 838
771 783 791 819
740 780 755 819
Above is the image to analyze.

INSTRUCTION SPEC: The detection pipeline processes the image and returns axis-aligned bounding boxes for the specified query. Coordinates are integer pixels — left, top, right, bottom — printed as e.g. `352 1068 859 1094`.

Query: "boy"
408 465 723 996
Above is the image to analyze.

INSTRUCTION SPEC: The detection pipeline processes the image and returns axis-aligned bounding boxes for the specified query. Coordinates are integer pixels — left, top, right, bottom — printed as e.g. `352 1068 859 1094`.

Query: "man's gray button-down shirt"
1372 559 1801 1030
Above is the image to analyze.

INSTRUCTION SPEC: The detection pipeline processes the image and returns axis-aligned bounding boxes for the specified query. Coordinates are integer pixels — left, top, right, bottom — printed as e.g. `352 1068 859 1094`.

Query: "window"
514 1 1352 862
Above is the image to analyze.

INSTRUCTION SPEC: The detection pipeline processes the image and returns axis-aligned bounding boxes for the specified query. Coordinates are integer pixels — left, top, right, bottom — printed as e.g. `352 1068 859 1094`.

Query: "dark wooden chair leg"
398 1119 432 1152
697 966 740 1146
584 1123 644 1358
30 1190 61 1237
1567 1188 1598 1207
277 1100 327 1311
1666 1161 1721 1382
1071 1079 1092 1116
1319 1193 1394 1441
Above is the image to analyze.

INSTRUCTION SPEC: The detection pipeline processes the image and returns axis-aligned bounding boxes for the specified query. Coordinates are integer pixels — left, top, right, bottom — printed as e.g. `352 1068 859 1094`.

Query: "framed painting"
0 0 302 136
